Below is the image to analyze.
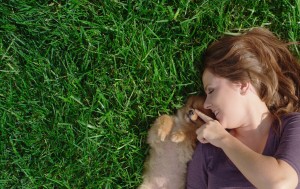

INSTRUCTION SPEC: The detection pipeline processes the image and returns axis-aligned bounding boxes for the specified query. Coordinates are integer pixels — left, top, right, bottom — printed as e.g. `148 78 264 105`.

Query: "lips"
214 111 219 117
212 110 220 119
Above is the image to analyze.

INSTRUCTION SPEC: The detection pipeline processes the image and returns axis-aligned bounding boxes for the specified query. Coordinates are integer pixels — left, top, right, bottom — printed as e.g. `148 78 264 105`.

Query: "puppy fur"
138 96 214 189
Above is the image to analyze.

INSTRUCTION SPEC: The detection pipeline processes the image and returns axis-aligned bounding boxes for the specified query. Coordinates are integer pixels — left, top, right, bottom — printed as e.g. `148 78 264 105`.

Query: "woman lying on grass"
187 27 300 189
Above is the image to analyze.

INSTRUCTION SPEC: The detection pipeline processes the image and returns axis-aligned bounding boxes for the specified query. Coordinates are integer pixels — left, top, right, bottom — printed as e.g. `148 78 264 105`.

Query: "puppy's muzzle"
188 109 198 122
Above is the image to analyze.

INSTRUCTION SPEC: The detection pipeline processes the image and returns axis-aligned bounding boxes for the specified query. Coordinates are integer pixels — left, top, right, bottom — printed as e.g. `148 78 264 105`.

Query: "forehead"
202 69 219 86
202 69 231 90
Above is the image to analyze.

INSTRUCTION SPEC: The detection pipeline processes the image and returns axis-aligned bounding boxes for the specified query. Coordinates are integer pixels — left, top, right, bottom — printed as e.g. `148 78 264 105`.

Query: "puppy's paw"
171 131 186 143
156 115 174 141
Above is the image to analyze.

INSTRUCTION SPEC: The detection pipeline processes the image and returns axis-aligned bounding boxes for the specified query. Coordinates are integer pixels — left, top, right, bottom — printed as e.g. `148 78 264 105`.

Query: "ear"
239 81 250 95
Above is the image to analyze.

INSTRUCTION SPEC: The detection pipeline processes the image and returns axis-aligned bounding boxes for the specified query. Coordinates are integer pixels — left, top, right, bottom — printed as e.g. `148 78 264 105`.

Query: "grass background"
0 0 299 188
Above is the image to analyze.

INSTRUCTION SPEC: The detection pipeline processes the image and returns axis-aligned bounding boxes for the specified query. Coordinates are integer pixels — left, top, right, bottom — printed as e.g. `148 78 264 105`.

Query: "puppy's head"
177 95 215 127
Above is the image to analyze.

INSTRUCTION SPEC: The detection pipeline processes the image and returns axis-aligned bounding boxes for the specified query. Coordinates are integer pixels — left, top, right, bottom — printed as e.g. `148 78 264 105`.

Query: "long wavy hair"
202 27 300 130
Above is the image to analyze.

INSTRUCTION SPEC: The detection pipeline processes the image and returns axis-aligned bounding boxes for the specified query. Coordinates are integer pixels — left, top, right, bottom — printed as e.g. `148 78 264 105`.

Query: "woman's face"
202 69 247 129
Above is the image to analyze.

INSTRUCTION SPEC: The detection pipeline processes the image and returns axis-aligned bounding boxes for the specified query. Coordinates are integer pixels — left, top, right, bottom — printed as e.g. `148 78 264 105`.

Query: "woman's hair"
202 27 300 127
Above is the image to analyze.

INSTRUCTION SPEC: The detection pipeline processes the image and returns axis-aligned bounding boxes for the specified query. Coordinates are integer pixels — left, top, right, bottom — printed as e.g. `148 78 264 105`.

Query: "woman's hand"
195 109 230 148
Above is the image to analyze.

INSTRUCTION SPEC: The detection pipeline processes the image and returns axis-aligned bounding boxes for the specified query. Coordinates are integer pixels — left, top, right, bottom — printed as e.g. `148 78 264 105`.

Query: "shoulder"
193 142 224 168
275 112 300 145
275 112 300 138
192 142 222 164
281 112 300 121
274 112 300 178
281 112 300 131
195 142 222 155
191 142 225 175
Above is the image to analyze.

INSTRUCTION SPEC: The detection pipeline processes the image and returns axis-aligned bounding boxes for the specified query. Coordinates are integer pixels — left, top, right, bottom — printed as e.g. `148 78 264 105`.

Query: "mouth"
213 110 219 118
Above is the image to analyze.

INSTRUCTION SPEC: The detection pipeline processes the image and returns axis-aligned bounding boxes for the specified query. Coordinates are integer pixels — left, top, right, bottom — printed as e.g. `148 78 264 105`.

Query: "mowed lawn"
0 0 299 188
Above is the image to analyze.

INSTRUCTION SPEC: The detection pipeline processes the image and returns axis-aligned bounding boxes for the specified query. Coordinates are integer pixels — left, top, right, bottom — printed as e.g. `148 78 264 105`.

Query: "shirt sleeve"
275 113 300 176
186 142 208 189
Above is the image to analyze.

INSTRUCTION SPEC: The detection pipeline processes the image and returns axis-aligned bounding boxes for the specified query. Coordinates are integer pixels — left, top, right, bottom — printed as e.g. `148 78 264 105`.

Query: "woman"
187 27 300 189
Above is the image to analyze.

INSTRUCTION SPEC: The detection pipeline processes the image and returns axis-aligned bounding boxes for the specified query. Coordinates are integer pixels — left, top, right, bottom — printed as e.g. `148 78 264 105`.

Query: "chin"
218 119 228 128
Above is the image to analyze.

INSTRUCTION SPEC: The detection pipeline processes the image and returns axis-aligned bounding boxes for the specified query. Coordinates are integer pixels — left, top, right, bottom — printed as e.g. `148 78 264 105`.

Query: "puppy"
138 96 214 189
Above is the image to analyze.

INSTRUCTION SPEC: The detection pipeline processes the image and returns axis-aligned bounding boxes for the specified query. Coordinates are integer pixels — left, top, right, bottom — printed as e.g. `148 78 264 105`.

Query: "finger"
195 109 214 123
196 126 208 144
197 136 208 144
196 126 201 134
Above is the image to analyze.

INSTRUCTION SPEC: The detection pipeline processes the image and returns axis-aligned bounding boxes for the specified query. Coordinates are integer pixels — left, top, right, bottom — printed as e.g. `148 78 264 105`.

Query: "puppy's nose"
188 109 198 121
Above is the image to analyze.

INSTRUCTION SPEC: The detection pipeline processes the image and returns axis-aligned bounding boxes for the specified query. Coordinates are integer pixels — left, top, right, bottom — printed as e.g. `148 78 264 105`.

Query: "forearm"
220 135 297 189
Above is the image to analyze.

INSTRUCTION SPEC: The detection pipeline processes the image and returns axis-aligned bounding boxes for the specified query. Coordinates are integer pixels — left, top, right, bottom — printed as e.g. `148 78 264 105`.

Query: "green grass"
0 0 299 188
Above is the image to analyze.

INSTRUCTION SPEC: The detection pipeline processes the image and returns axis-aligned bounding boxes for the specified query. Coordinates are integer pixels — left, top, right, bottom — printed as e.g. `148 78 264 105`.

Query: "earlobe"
240 90 246 95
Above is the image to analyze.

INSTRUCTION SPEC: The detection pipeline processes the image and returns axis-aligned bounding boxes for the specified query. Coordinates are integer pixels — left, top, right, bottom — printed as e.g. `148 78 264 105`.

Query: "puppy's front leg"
156 115 174 141
171 131 186 143
147 115 174 145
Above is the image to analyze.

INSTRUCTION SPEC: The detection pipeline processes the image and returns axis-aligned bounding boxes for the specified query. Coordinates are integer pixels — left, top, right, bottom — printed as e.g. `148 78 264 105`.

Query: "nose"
203 97 212 109
188 109 198 121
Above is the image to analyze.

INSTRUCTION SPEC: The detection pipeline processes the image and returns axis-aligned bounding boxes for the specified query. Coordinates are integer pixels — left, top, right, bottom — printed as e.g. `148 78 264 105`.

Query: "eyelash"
208 89 214 94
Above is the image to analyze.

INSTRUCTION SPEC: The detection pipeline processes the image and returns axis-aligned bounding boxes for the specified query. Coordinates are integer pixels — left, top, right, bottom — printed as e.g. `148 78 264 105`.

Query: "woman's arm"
220 134 298 189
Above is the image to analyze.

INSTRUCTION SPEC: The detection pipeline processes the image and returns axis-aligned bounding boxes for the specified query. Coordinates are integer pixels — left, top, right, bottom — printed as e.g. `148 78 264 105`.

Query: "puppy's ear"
185 95 205 108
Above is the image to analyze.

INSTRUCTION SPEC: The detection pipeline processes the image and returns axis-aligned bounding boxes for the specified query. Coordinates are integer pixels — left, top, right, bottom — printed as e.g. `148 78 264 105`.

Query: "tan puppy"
139 96 214 189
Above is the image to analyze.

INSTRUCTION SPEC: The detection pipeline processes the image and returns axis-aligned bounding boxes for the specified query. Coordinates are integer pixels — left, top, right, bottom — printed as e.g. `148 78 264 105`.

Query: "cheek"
219 99 244 126
208 92 221 105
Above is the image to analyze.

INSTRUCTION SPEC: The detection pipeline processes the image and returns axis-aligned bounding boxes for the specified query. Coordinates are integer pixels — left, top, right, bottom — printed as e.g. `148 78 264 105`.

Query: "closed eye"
207 89 214 94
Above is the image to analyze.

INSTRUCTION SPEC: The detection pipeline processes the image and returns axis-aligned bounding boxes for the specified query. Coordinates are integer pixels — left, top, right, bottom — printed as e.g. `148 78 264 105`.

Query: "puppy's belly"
146 140 188 188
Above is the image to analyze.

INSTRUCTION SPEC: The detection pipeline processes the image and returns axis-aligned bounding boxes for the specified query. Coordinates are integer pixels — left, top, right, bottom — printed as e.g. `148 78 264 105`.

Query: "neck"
230 106 275 154
232 101 274 138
